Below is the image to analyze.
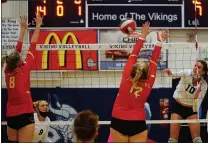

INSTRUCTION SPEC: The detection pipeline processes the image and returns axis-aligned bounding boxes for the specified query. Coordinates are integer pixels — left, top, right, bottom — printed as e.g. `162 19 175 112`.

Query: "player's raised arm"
147 29 169 85
147 42 163 80
16 15 29 53
24 12 43 70
163 69 190 79
123 22 150 76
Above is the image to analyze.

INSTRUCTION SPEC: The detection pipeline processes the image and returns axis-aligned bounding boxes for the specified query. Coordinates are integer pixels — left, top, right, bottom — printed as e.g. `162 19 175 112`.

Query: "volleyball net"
1 43 208 88
1 43 208 142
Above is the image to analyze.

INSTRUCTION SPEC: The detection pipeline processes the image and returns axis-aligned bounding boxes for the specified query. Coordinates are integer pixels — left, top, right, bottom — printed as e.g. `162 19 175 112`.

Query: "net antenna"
193 0 200 116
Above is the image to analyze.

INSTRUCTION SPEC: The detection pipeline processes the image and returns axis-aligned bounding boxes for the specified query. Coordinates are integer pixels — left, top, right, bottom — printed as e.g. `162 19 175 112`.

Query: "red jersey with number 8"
5 41 36 117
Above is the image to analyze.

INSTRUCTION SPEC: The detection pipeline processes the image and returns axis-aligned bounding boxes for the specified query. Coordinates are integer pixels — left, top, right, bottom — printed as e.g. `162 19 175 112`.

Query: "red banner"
29 30 98 70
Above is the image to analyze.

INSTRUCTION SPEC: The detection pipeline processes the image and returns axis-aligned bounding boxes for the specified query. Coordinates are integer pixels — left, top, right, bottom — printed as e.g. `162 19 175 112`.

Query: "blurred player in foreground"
73 110 99 142
2 13 43 142
163 61 208 143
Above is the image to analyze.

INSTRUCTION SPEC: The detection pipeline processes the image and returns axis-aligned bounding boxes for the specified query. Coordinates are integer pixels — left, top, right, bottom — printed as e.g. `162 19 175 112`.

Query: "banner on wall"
29 30 98 70
47 94 77 143
99 30 168 70
1 19 20 45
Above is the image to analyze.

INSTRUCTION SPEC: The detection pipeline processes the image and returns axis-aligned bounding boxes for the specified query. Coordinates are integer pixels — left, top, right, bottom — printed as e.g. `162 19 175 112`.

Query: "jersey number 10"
185 84 196 94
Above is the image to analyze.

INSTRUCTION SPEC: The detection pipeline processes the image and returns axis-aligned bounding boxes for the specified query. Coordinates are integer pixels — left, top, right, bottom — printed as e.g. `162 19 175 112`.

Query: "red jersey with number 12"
112 38 162 120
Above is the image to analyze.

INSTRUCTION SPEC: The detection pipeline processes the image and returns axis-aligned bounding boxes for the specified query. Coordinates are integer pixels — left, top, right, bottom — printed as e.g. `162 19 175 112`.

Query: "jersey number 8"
9 76 15 88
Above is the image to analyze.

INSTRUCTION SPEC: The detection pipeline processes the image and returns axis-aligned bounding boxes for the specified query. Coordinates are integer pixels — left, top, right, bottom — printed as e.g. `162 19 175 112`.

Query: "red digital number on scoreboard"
192 0 203 16
36 0 82 17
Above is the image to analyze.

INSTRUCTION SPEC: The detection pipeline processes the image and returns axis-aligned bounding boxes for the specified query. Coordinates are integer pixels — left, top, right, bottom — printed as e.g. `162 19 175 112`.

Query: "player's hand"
163 69 172 76
33 12 43 28
161 29 168 42
18 15 30 30
140 22 150 39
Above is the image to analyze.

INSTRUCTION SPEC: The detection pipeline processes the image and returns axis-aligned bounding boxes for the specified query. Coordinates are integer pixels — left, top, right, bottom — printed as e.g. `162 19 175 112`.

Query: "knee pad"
8 140 18 143
168 137 178 143
193 137 202 143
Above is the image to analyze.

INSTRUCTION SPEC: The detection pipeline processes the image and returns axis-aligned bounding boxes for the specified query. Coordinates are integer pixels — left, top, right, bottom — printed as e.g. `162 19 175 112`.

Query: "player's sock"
193 137 202 143
168 137 178 143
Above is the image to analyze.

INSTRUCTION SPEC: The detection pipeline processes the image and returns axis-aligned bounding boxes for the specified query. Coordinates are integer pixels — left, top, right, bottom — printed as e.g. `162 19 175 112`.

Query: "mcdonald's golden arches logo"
42 32 82 69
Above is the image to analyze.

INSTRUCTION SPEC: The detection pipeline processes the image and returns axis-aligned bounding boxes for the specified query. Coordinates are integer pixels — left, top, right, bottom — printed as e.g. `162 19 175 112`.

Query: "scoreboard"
28 0 208 29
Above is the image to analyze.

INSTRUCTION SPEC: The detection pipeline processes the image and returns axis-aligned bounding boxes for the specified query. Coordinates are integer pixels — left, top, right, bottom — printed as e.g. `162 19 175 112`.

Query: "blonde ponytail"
132 66 142 86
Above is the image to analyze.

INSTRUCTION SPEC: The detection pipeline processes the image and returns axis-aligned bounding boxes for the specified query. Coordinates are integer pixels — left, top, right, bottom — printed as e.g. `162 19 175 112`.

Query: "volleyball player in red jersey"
110 22 168 142
2 13 43 143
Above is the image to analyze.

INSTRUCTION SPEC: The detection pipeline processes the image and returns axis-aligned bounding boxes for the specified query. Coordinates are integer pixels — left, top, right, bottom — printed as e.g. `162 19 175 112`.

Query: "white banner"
1 19 20 44
1 43 207 51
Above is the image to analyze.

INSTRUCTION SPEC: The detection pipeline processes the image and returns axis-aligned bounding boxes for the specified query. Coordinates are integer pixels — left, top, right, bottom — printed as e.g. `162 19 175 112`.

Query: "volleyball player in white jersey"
164 60 208 143
33 100 51 142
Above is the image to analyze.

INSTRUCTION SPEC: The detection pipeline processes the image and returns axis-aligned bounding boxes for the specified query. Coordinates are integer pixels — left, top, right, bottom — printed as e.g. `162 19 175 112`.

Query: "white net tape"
2 43 208 51
1 119 208 126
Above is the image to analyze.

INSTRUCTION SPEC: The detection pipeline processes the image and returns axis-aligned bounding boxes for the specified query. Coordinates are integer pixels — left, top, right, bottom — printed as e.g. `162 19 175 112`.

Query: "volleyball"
119 19 137 35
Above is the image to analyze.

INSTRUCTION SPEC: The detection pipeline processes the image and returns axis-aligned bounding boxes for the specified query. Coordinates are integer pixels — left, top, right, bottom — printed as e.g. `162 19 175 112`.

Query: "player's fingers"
41 14 44 19
147 21 150 26
24 15 27 21
35 12 40 18
20 15 22 20
142 23 145 28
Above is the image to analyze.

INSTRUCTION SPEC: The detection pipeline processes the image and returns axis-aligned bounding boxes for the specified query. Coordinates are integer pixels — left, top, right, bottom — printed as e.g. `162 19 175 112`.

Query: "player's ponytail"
132 65 142 85
131 62 149 85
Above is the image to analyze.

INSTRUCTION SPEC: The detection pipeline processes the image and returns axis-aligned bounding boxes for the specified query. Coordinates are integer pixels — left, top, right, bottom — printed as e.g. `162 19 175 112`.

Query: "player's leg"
188 114 202 143
110 117 129 142
169 99 185 142
129 130 148 142
18 124 35 142
169 113 182 142
128 120 148 142
17 113 35 142
7 127 18 142
7 116 18 142
110 128 128 142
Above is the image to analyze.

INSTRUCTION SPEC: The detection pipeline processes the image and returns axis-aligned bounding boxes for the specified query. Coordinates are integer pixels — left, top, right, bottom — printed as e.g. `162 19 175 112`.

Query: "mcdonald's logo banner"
29 30 98 70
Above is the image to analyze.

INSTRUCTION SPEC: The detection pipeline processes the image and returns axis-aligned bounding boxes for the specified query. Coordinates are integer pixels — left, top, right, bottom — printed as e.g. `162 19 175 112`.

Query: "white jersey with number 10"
172 69 207 108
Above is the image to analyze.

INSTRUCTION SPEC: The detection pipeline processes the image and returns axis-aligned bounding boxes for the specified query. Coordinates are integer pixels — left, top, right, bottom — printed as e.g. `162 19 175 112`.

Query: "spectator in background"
73 110 99 143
